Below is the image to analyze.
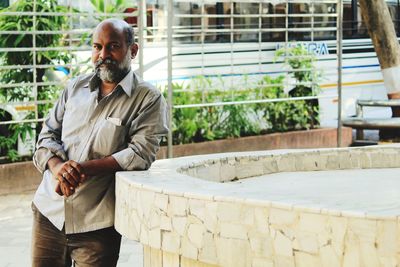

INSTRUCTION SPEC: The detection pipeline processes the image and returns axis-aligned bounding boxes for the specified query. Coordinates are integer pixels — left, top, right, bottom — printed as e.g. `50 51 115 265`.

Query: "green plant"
90 0 134 15
275 45 321 127
163 49 323 145
0 0 72 160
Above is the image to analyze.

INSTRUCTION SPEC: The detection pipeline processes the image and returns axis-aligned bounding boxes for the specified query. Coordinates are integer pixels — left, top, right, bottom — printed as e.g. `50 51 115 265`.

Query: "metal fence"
0 0 343 159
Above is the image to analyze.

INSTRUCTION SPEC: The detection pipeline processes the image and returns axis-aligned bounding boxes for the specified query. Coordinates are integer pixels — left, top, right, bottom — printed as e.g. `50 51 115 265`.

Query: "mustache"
95 58 118 69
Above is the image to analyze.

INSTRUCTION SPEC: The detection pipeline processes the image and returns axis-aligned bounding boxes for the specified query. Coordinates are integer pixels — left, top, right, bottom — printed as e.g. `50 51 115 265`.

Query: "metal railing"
0 0 343 159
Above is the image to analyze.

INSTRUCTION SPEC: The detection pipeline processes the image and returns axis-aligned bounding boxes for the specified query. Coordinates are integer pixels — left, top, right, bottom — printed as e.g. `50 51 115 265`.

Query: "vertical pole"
337 0 343 147
351 0 358 36
167 0 173 158
138 0 144 78
33 0 38 124
258 1 262 86
311 0 314 41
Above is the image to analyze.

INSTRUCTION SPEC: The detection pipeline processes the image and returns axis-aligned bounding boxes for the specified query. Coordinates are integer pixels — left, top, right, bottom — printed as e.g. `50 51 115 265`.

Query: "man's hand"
48 157 86 197
48 156 121 196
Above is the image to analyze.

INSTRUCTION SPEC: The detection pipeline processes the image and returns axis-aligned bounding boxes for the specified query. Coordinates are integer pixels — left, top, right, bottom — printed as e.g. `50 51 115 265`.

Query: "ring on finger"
68 168 73 173
62 172 68 178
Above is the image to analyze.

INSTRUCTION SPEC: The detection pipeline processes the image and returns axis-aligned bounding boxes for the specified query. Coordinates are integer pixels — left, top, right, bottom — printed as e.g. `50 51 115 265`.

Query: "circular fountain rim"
117 144 400 220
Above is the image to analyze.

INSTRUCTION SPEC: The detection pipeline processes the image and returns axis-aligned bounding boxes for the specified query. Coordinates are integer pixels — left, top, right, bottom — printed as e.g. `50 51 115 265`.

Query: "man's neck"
101 81 117 95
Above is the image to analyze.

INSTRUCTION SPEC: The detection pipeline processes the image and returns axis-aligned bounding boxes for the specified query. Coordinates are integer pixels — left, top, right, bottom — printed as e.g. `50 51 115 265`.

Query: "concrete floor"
0 192 143 267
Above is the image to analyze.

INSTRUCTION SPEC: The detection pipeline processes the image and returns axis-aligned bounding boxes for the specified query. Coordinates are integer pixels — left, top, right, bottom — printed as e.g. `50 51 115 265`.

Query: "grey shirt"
32 69 169 234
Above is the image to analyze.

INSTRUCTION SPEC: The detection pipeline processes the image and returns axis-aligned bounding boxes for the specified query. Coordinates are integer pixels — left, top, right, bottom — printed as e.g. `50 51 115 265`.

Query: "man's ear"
130 43 139 59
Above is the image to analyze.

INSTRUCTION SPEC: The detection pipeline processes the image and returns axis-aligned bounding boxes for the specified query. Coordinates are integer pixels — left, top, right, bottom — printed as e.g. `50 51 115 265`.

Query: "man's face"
92 23 132 83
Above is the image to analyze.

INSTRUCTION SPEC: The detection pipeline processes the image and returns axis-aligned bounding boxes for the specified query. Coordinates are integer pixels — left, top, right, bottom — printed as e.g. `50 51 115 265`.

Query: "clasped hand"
53 160 86 197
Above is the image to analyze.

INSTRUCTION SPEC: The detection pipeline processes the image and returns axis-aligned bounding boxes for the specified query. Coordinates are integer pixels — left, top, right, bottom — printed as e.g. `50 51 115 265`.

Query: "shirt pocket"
92 118 127 157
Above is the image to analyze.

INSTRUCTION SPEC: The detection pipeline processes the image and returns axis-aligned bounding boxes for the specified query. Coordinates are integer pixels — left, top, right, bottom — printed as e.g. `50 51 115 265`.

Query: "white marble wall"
115 145 400 267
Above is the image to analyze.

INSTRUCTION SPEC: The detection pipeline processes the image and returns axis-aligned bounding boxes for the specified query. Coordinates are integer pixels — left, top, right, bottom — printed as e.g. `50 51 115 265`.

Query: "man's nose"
99 47 110 59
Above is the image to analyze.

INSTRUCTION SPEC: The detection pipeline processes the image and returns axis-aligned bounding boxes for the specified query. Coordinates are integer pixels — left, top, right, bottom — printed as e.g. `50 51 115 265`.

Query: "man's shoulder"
68 73 94 89
136 80 162 99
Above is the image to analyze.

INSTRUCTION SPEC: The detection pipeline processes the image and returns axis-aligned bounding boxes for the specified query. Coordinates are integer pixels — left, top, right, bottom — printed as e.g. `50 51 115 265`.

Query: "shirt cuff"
33 147 67 173
112 147 149 171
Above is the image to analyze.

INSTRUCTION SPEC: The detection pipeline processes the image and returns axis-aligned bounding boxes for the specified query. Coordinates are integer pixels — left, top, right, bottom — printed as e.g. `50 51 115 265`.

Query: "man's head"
92 18 138 83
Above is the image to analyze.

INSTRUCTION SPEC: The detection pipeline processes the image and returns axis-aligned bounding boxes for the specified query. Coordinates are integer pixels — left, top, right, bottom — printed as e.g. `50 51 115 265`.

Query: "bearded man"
31 18 168 267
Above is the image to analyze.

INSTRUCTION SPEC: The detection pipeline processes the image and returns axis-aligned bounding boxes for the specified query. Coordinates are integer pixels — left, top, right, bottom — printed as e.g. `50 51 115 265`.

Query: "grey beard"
95 52 132 83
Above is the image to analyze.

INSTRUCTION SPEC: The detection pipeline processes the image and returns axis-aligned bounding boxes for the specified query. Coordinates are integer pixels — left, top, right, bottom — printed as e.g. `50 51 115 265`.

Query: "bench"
342 99 400 140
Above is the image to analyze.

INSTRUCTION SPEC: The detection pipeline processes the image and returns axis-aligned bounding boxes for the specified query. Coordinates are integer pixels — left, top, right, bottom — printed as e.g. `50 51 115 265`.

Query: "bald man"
31 19 169 267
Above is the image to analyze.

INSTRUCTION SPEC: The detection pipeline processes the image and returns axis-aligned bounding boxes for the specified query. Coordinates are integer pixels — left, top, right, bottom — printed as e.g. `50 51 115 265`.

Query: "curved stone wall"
115 145 400 267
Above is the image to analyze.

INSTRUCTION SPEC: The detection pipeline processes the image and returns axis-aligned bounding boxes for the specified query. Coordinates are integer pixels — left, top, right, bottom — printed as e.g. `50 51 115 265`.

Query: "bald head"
91 18 138 83
94 18 135 47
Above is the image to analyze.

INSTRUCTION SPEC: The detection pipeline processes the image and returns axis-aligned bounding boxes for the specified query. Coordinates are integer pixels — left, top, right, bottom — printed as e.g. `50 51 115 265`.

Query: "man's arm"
80 156 122 176
112 90 169 171
33 79 76 173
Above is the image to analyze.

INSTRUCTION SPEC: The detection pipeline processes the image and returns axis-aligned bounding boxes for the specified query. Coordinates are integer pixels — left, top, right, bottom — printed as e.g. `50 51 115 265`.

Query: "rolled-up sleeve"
112 91 169 171
33 81 72 173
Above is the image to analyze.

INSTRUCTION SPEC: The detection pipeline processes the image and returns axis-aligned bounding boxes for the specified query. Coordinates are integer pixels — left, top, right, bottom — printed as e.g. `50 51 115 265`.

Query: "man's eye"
93 45 101 50
110 44 120 49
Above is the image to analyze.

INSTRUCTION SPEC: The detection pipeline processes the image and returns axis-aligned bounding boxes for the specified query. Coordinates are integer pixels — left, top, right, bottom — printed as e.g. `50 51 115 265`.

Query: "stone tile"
251 257 273 267
328 216 347 257
162 232 181 253
219 162 236 182
148 229 161 249
189 199 205 220
249 235 273 258
216 237 251 267
261 156 278 174
235 160 264 179
320 245 341 267
359 152 371 168
359 243 379 267
162 250 180 267
160 215 172 231
337 151 352 169
149 211 161 229
292 232 319 254
196 163 221 182
199 232 217 264
140 225 149 246
220 223 248 240
348 218 376 243
273 255 295 267
276 155 296 172
342 235 360 267
131 209 142 240
377 220 397 256
204 202 218 233
187 224 205 249
273 230 293 257
269 208 297 226
137 190 156 221
216 202 243 222
241 207 254 226
294 251 322 267
187 214 203 226
181 236 198 260
168 196 188 217
298 213 327 234
154 193 169 212
172 217 188 236
253 207 269 234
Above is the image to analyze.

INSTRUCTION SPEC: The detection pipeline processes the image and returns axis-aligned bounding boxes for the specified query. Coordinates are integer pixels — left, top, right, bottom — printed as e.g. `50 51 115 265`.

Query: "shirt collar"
87 68 137 97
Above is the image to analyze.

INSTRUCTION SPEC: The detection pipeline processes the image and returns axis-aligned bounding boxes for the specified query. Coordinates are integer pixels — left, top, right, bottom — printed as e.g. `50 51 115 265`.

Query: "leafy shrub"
164 46 321 145
0 0 71 161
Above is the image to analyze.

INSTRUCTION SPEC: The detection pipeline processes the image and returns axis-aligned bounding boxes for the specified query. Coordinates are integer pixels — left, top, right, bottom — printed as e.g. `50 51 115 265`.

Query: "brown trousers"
31 204 121 267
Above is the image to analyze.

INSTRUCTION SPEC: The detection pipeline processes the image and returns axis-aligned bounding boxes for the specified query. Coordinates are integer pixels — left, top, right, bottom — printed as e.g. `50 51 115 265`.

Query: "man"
31 18 169 267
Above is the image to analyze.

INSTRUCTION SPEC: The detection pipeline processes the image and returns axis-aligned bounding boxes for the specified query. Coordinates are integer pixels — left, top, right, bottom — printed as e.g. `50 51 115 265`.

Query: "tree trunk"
359 0 400 116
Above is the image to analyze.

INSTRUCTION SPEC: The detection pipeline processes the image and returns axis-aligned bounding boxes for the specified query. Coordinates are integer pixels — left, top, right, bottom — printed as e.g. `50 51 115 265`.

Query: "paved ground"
0 192 143 267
